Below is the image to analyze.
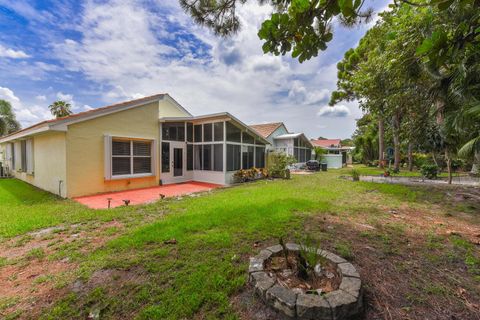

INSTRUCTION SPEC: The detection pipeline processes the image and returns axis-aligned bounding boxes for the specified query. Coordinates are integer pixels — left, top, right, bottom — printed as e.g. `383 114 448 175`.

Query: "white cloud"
317 105 351 117
46 0 368 138
0 86 52 126
35 95 47 101
0 44 30 59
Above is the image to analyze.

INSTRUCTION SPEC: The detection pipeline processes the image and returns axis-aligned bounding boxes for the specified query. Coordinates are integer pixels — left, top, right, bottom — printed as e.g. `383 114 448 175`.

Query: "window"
203 144 212 170
255 147 265 168
226 144 241 171
204 123 212 142
194 125 202 142
187 144 193 171
214 144 223 171
162 142 170 172
194 145 202 170
112 139 153 176
21 140 27 172
214 122 224 141
242 132 254 144
162 122 185 141
226 121 241 142
242 145 254 169
187 123 193 142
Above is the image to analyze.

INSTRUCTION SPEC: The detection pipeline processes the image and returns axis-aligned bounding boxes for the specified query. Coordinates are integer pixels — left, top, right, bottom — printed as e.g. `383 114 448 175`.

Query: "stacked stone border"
248 243 363 319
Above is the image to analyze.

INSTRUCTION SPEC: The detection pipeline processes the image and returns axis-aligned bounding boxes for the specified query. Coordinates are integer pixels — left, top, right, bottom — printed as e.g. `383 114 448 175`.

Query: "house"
250 122 313 163
0 94 269 198
311 138 353 168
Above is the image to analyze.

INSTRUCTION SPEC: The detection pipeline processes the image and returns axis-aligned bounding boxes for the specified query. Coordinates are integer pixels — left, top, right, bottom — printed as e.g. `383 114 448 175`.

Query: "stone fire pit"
248 243 363 319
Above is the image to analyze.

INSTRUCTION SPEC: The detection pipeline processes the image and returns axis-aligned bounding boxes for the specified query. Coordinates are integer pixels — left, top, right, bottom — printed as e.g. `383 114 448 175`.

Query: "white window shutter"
26 139 34 174
104 135 112 180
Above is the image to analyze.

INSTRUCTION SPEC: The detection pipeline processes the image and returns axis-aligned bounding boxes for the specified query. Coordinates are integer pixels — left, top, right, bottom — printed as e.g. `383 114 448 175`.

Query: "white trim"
109 173 155 180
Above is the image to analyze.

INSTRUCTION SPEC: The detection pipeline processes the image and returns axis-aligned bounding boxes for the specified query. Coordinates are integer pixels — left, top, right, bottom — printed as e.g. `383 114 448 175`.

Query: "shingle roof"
249 122 284 139
311 139 341 148
0 94 167 140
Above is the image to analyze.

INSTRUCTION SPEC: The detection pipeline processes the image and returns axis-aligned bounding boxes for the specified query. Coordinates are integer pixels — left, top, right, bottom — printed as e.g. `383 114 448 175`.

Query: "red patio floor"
73 181 222 209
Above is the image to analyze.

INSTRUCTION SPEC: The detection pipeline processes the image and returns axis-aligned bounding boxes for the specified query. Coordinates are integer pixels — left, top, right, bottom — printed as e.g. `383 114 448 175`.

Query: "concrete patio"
74 181 222 209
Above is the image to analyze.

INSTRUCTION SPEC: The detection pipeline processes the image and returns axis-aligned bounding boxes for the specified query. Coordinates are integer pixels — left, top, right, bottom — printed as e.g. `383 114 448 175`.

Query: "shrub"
421 164 439 179
267 152 296 178
233 167 268 183
413 153 430 169
351 169 360 181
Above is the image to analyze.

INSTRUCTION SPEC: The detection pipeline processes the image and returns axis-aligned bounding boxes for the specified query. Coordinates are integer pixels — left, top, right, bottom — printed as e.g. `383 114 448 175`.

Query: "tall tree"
0 99 21 136
180 0 466 62
49 101 72 118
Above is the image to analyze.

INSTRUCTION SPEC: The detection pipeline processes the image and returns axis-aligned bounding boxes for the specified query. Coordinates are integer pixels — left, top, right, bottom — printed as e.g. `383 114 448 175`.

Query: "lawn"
0 172 479 320
342 164 465 178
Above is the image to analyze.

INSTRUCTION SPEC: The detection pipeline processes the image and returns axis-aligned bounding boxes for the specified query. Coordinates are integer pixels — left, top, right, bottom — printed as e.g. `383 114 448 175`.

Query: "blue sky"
0 0 390 139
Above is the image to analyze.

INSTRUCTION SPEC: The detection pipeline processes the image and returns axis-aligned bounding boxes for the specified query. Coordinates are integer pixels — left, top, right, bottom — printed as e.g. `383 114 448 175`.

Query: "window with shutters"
112 139 152 177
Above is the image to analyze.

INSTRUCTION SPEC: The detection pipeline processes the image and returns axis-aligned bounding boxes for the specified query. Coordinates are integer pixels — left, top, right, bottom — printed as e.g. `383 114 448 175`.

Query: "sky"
0 0 390 139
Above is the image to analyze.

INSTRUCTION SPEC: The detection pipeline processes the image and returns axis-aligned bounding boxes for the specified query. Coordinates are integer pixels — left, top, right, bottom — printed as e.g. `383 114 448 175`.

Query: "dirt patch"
300 212 480 320
231 286 291 320
0 220 126 319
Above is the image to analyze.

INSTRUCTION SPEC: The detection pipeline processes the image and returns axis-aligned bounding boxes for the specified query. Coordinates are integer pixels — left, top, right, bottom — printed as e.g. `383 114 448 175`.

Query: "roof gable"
0 94 190 143
249 122 286 139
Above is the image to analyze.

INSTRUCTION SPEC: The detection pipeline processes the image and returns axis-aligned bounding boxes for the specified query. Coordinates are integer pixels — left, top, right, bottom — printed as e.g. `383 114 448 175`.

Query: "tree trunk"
392 113 401 172
445 150 452 184
408 142 413 171
432 152 439 168
471 149 480 175
378 117 385 169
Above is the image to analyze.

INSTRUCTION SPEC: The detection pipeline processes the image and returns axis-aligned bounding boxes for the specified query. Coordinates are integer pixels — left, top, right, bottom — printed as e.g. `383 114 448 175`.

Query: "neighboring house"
311 138 353 168
250 122 313 163
0 94 269 198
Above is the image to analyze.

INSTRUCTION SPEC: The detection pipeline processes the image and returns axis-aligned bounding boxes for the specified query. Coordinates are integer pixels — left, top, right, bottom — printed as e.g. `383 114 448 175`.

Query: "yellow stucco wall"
65 101 161 198
1 132 67 196
158 98 191 118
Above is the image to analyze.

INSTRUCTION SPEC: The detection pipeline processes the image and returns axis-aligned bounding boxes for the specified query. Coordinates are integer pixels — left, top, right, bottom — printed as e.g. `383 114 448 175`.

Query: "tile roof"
0 94 166 140
249 122 284 139
311 139 341 148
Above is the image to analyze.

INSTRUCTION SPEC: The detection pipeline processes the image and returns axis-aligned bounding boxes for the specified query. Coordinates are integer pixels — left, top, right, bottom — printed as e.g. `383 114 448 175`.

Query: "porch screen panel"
255 147 265 168
187 144 193 171
226 122 241 142
204 123 213 142
194 125 202 142
203 144 212 171
242 146 254 169
194 145 203 170
162 122 185 141
226 144 240 171
187 123 193 142
214 144 223 171
242 132 254 144
161 142 170 173
214 122 224 141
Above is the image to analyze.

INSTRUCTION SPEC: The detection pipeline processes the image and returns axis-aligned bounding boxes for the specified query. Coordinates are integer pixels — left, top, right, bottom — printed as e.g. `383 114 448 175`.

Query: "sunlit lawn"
0 172 479 320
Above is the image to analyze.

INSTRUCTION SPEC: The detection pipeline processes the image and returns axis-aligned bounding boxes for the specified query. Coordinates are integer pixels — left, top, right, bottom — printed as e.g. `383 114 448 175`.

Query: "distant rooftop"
249 122 284 139
311 139 341 148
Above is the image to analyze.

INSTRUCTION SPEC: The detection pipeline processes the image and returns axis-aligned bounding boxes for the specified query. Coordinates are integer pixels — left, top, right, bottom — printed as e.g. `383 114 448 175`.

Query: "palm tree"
48 100 72 118
0 99 20 136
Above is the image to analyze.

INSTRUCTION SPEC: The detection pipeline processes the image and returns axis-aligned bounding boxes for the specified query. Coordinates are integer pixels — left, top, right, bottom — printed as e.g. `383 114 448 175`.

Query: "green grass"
342 164 464 178
0 180 136 239
1 172 479 319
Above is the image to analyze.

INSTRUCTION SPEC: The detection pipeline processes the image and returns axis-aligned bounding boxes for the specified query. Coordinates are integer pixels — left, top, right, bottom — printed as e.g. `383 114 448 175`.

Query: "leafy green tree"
0 99 20 136
180 0 466 62
48 101 72 118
